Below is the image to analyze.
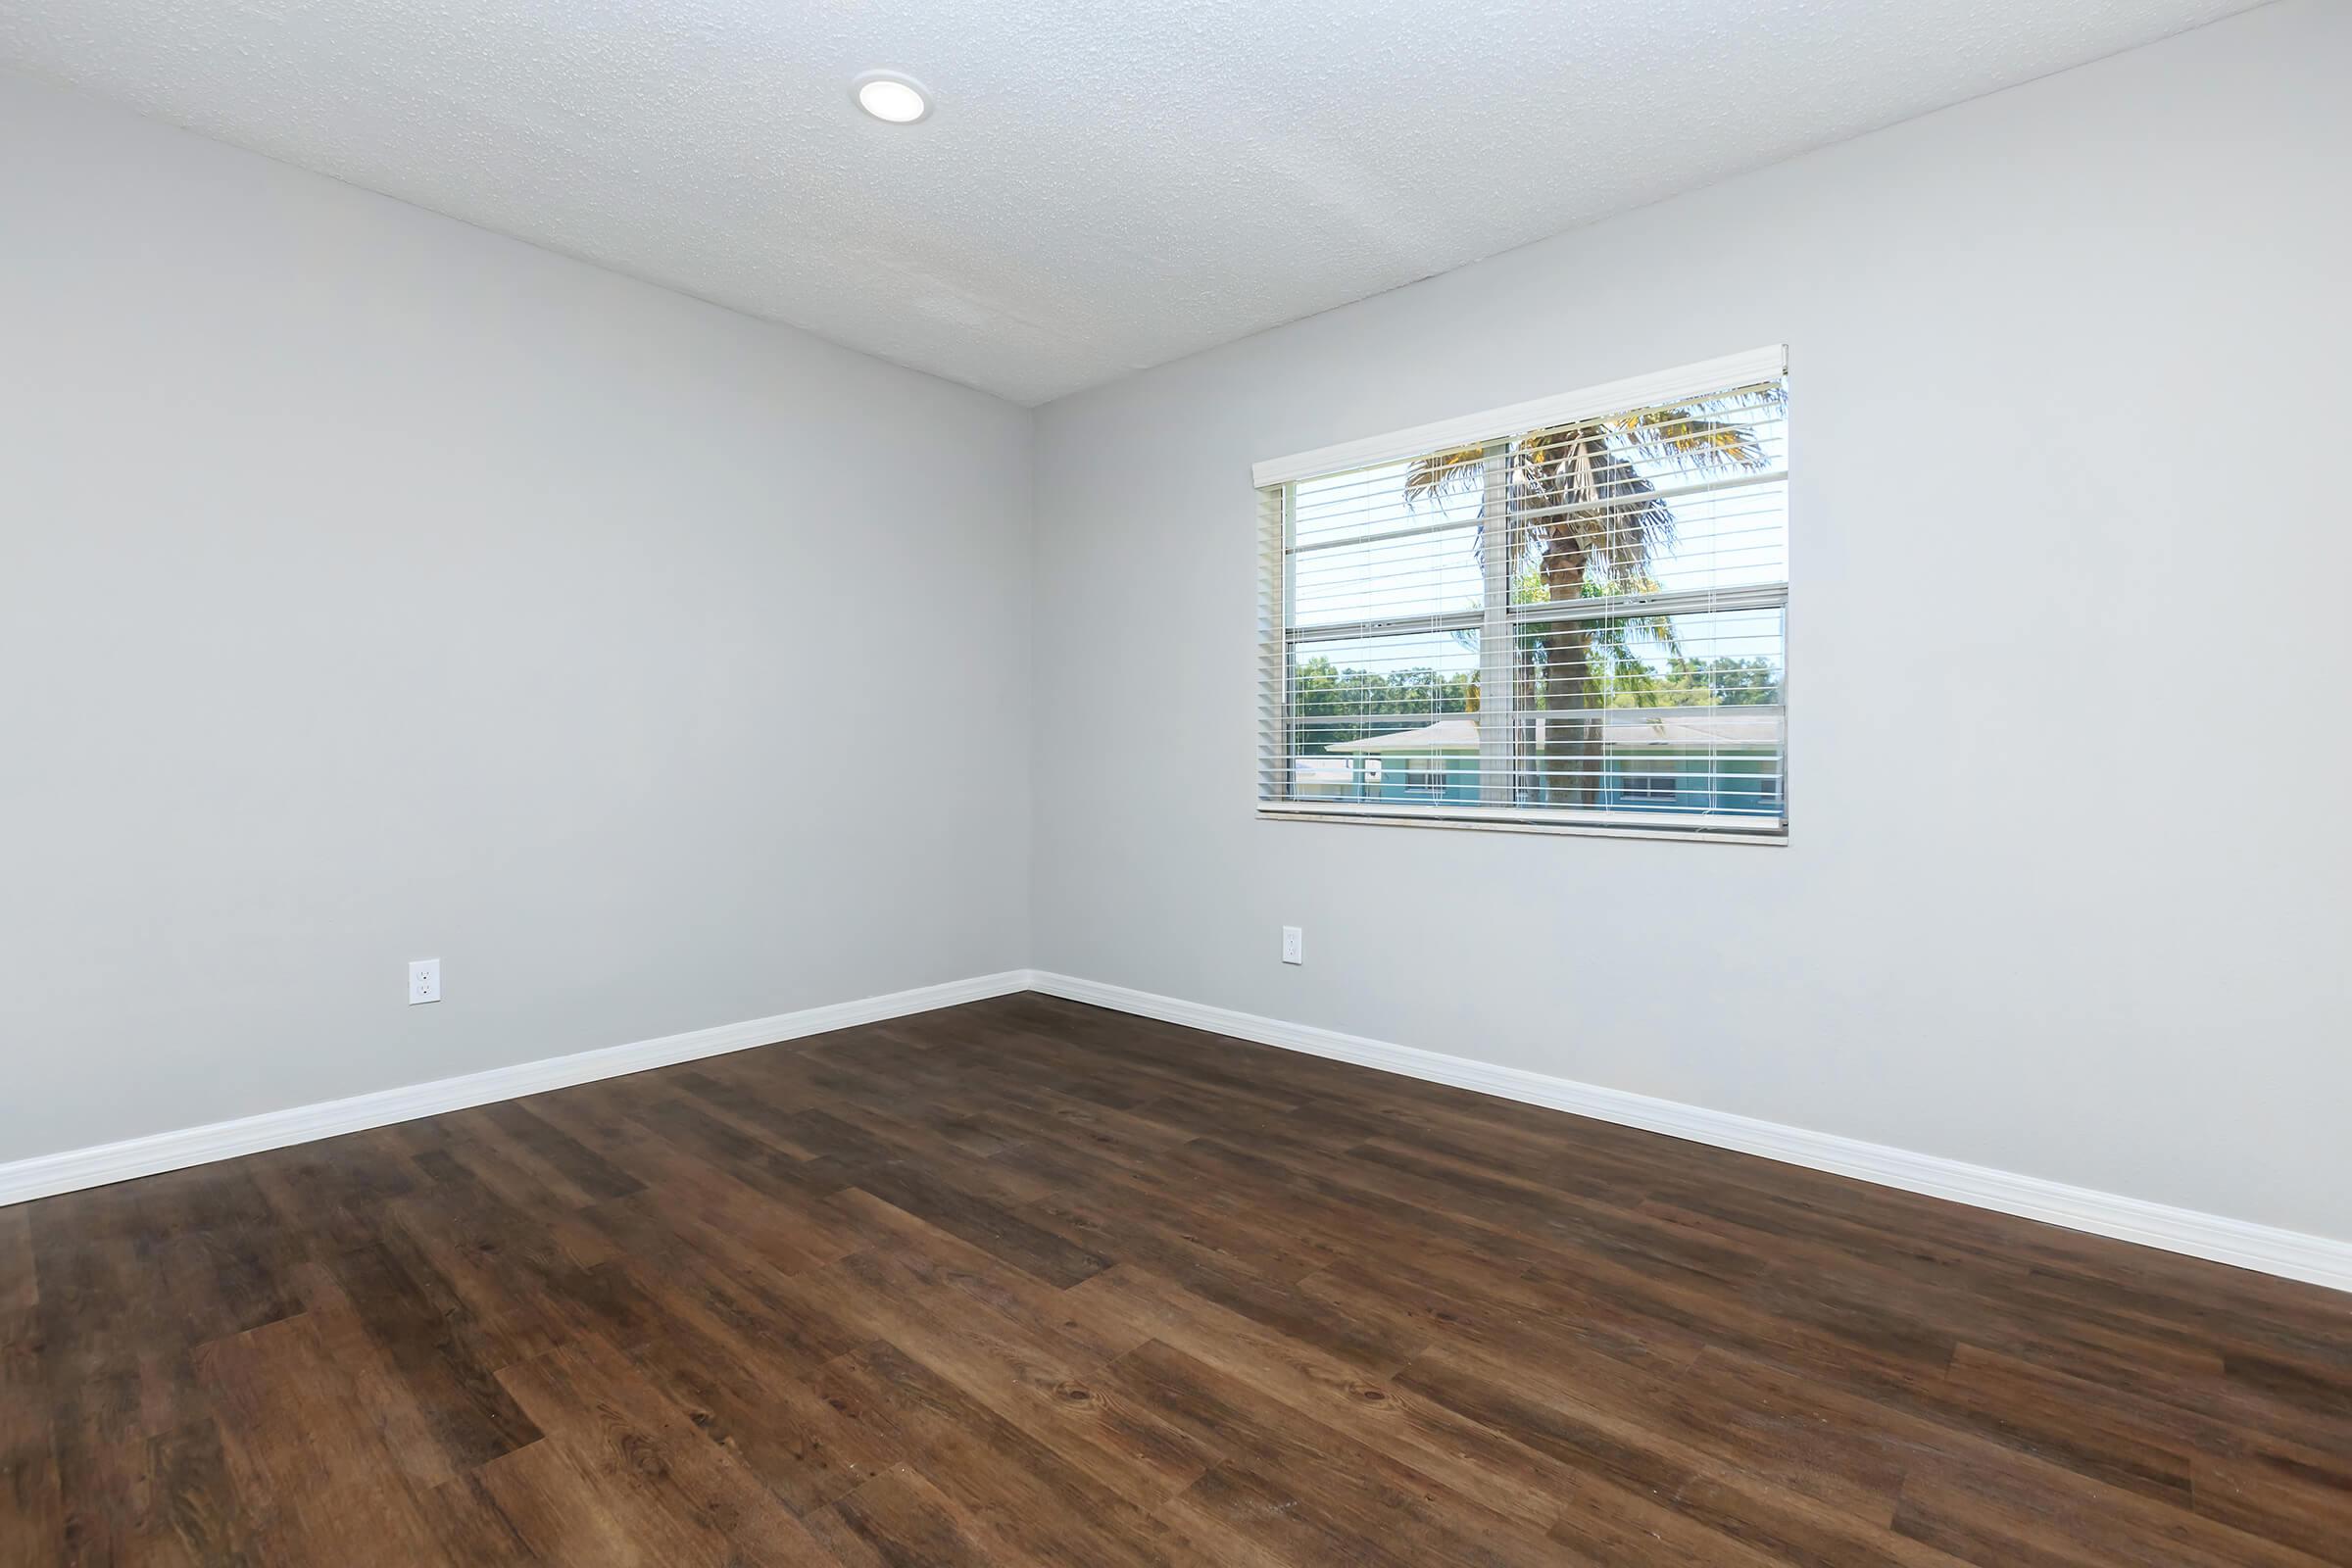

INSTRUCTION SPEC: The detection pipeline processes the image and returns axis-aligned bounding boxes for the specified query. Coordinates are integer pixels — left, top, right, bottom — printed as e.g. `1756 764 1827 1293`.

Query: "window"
1255 347 1788 842
1403 760 1449 795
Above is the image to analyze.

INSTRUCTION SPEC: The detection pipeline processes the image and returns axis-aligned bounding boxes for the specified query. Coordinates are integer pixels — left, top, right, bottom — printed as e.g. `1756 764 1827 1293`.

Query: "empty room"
3 1 2348 1562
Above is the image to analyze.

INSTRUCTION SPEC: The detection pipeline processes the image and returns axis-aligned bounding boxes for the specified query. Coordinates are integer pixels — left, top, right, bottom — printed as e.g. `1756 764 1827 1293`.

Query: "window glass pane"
1292 458 1484 548
1645 478 1787 594
1288 630 1479 738
1506 383 1787 605
1291 522 1485 628
1285 627 1482 805
1508 477 1787 604
1287 737 1483 804
1509 606 1784 815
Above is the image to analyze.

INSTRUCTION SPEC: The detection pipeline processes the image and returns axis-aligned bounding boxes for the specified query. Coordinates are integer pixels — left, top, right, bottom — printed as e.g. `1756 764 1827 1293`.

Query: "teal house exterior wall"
1306 748 1780 817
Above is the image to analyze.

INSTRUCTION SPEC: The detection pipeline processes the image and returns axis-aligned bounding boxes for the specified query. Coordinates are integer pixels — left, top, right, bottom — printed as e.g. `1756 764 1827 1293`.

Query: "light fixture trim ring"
853 70 933 124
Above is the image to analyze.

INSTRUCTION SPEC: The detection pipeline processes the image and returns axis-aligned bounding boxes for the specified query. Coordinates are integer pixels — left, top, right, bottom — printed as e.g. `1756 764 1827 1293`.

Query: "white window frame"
1254 346 1788 846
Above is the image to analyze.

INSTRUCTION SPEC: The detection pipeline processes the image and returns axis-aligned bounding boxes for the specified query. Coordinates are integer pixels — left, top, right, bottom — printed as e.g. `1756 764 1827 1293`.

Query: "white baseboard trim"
1025 970 2352 1296
0 970 1031 1209
14 967 2346 1296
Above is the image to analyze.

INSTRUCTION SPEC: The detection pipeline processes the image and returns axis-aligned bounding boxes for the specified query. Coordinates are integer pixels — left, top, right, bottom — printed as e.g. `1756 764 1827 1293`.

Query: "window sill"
1256 802 1788 846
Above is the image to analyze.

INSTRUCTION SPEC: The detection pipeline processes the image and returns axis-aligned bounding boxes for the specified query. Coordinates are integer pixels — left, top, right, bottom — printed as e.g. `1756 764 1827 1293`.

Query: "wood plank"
0 1204 35 1349
196 1313 455 1567
848 1161 1111 1289
810 1465 1012 1568
793 1245 1217 1508
611 1263 895 1513
315 1242 543 1471
813 1341 1193 1567
0 1335 64 1566
1102 1337 1560 1565
2192 1444 2352 1562
491 1334 834 1565
1069 1263 1571 1534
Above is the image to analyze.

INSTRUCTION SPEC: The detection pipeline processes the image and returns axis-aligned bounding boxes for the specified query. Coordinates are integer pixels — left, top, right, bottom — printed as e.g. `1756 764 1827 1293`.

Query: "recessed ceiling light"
853 72 931 125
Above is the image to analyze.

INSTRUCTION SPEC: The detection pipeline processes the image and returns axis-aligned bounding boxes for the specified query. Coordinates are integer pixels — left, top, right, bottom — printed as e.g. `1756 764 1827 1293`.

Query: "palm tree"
1401 385 1781 807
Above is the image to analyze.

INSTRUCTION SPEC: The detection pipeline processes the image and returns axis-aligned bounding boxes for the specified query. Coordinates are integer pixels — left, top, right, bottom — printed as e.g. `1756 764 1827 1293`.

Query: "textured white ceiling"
2 0 2263 404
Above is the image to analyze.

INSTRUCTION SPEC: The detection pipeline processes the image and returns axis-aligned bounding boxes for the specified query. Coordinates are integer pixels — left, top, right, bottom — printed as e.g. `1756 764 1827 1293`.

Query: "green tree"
1291 654 1475 748
1600 654 1783 709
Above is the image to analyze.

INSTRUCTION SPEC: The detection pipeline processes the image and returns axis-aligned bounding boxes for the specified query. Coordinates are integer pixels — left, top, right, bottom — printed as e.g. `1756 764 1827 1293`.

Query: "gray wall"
1030 1 2352 1241
0 71 1034 1163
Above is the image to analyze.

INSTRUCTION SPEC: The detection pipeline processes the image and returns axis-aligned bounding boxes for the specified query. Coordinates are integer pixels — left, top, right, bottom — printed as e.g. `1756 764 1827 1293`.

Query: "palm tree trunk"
1544 626 1597 807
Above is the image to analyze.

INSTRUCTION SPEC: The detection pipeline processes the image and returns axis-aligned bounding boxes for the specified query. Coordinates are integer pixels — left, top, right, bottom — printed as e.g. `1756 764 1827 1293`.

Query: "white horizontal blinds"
1258 351 1788 837
1256 483 1290 802
1276 452 1489 799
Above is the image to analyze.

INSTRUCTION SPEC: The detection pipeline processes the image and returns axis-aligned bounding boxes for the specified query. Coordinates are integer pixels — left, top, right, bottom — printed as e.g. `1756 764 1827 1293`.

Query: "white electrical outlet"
409 957 441 1004
1281 926 1303 965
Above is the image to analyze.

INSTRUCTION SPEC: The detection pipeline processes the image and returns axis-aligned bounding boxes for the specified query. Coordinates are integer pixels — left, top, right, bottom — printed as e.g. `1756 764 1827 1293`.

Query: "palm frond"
1400 445 1488 501
1605 382 1784 475
1513 421 1678 593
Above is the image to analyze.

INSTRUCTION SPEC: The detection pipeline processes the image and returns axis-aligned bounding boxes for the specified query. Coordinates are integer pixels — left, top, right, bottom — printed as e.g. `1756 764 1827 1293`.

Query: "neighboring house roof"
1325 708 1783 754
1325 719 1479 754
1600 708 1785 749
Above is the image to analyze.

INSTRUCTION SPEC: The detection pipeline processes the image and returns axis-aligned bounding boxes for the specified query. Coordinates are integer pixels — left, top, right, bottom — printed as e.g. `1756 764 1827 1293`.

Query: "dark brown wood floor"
4 993 2347 1566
